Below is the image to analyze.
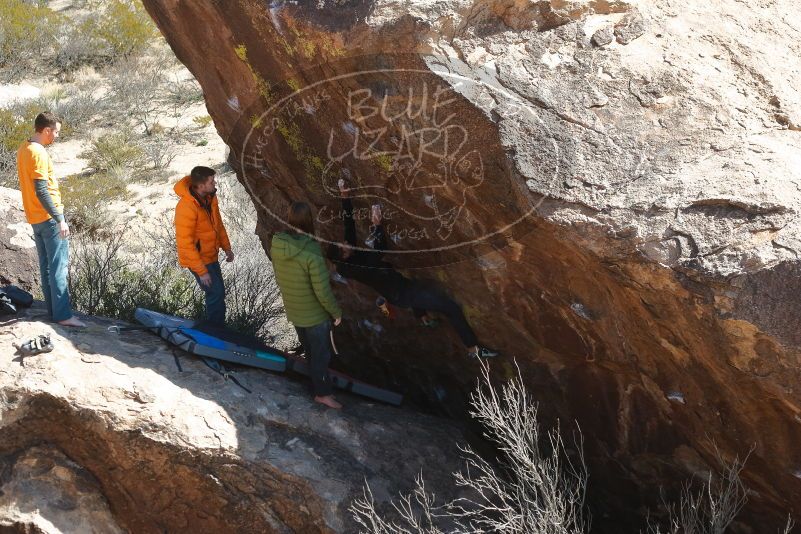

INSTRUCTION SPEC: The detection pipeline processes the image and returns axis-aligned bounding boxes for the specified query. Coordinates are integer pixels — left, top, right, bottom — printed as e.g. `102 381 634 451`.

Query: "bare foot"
58 316 87 328
314 395 342 410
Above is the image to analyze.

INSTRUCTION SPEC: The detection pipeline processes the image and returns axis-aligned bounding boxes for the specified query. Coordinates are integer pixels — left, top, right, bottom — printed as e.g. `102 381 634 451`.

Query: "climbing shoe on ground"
469 346 499 359
16 334 54 356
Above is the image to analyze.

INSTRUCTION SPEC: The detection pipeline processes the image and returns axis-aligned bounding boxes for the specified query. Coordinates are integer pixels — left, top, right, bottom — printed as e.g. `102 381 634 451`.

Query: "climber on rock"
272 201 344 410
326 179 498 360
174 166 233 324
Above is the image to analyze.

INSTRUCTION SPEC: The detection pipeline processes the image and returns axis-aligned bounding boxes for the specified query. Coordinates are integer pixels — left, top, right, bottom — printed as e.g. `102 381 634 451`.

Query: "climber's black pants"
392 284 478 348
294 319 334 397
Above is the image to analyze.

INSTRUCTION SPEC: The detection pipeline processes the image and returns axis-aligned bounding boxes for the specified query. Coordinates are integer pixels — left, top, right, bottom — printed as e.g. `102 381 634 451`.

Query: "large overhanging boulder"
141 0 801 528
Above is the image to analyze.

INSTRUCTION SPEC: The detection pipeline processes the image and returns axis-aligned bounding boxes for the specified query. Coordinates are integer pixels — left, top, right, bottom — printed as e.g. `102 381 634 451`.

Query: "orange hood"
173 175 193 200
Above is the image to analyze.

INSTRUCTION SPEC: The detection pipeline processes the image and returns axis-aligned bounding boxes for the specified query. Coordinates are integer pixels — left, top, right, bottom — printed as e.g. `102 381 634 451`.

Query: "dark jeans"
31 218 72 322
294 320 334 397
191 261 226 324
392 283 478 348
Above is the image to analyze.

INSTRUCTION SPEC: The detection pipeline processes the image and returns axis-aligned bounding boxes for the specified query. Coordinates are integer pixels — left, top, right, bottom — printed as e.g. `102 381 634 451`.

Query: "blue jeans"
31 218 72 322
294 320 333 396
192 261 226 324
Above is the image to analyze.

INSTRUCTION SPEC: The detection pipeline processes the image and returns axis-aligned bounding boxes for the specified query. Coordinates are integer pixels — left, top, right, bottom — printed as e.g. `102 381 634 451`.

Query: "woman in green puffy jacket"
271 202 343 409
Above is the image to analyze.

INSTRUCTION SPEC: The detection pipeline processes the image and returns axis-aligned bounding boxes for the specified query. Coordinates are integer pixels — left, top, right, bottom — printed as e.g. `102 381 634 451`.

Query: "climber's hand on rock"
338 178 349 197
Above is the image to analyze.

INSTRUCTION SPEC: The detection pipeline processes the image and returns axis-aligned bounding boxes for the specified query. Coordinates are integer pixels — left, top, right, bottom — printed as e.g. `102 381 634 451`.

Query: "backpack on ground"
0 292 16 316
1 285 33 309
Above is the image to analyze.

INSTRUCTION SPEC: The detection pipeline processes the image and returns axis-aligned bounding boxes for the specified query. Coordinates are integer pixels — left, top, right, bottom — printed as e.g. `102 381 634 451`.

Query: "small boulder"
615 12 647 44
591 26 615 47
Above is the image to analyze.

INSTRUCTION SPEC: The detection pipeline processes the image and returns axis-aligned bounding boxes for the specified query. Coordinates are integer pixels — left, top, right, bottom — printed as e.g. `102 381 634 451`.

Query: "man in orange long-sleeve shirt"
173 166 233 324
17 112 85 327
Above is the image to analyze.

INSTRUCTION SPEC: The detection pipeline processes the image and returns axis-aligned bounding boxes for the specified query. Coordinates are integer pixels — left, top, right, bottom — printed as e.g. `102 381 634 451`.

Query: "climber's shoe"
16 334 54 356
469 346 499 359
420 316 440 328
376 296 395 319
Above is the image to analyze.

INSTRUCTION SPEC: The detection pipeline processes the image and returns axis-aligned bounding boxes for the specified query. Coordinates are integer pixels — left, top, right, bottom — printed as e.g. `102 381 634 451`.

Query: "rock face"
0 307 461 533
140 0 801 529
0 187 38 291
0 447 124 534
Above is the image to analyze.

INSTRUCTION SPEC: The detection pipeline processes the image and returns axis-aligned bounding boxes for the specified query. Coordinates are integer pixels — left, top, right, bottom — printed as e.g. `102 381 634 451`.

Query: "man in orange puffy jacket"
174 166 233 324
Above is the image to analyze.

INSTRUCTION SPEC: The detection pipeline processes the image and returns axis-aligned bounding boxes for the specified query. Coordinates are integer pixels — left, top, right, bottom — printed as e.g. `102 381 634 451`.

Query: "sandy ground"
0 83 41 102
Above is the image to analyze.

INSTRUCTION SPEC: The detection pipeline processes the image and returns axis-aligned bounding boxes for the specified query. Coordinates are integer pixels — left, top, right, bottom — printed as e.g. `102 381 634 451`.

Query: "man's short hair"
190 166 216 187
34 112 60 133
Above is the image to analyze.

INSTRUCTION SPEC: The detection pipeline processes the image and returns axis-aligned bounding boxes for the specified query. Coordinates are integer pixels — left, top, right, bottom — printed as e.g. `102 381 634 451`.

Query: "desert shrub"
54 85 102 131
69 228 204 322
52 17 106 72
164 72 204 116
23 85 99 136
90 0 158 59
644 451 748 534
104 54 167 134
0 0 156 79
141 133 177 171
60 168 128 235
352 361 797 534
0 107 31 187
192 115 213 129
52 0 157 71
0 0 64 81
645 449 795 534
80 132 148 174
222 242 285 341
351 362 590 533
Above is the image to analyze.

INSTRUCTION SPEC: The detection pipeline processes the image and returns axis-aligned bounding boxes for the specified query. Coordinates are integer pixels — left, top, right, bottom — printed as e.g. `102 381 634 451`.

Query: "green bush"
0 0 64 81
192 115 213 129
92 0 158 59
1 0 159 77
60 169 128 235
80 132 148 174
0 107 32 188
54 0 158 71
